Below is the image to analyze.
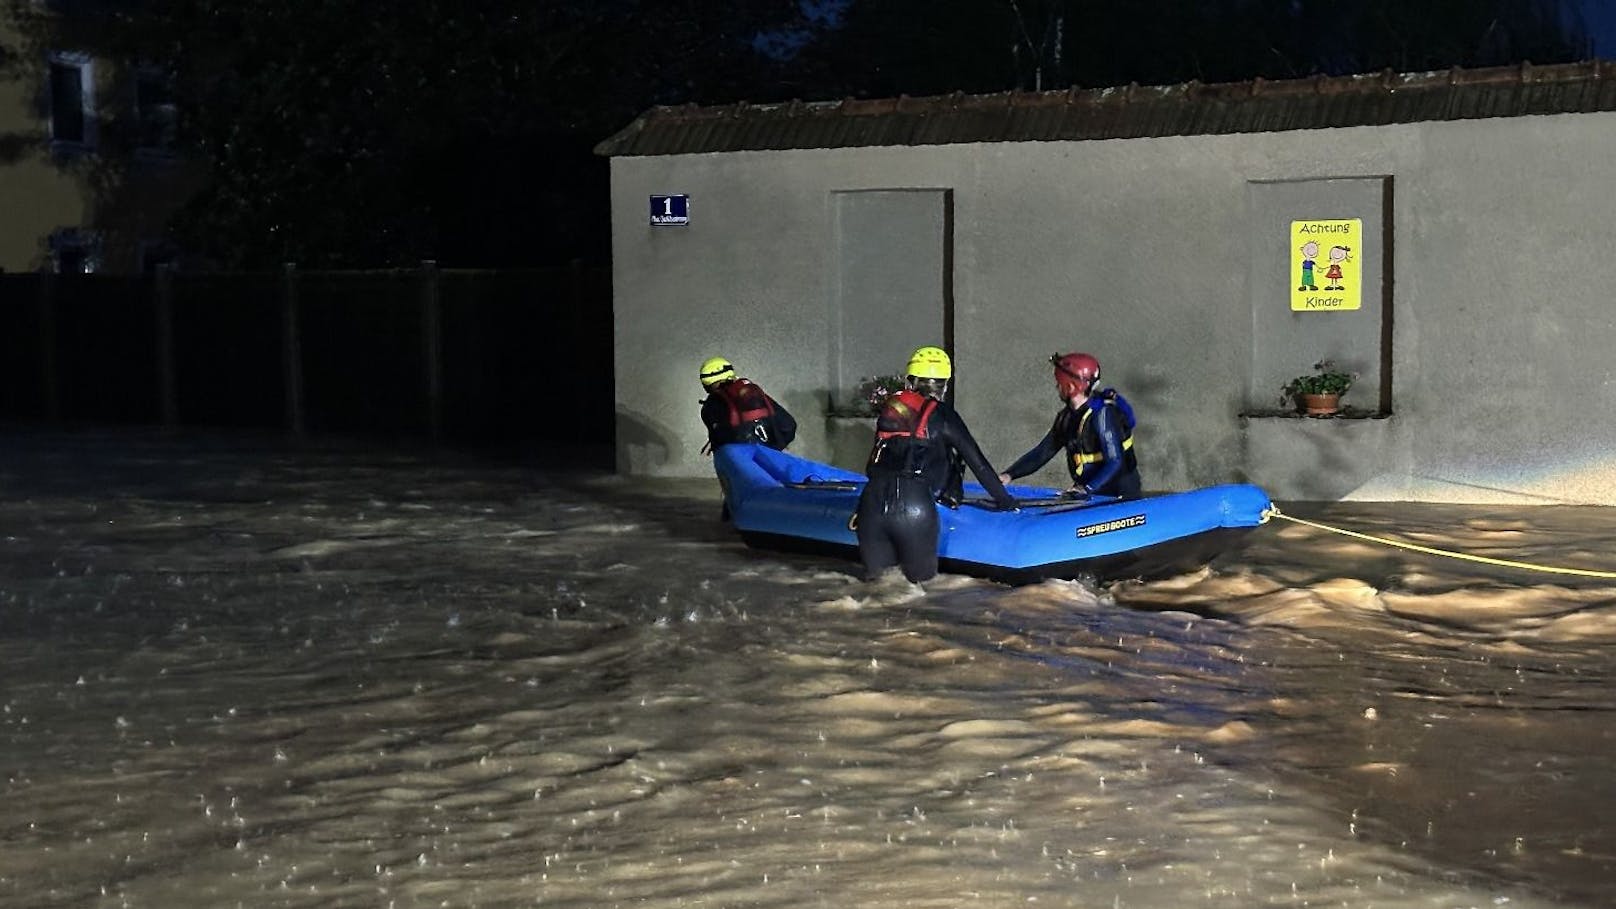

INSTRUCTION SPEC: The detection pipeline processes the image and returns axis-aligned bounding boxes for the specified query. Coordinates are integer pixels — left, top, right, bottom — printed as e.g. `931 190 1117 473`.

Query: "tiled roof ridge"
596 59 1615 156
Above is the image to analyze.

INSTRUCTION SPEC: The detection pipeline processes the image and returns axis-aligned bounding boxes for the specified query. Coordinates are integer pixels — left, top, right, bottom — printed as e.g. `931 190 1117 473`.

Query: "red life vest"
713 379 776 428
874 389 937 440
868 389 941 479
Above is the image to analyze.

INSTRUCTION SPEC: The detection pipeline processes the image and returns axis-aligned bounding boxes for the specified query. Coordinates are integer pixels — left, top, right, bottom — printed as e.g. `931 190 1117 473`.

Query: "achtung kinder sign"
1290 219 1361 311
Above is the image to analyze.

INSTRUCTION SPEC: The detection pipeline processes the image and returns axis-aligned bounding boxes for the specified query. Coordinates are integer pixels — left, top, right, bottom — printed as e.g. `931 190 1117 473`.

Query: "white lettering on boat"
1076 514 1147 538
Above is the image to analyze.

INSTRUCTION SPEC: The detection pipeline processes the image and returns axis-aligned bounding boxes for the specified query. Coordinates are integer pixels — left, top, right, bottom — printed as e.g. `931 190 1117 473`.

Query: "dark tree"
791 0 1029 98
5 0 813 268
797 0 1590 95
1060 0 1591 86
1295 0 1592 75
1 0 1591 269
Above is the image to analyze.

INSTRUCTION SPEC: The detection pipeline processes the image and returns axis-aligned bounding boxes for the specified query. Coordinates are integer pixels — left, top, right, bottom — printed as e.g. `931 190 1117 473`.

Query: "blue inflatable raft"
715 443 1273 584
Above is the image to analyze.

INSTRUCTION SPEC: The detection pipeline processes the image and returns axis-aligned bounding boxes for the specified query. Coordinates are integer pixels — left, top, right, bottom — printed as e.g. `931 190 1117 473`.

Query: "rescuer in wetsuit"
699 355 797 521
856 346 1017 583
698 356 797 454
997 351 1142 500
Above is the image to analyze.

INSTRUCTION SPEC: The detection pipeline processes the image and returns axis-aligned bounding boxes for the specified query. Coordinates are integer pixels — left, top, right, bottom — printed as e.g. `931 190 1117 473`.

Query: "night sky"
1580 0 1616 55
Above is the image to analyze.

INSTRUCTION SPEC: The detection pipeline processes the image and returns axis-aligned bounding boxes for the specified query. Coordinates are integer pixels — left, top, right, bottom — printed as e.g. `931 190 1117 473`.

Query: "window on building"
138 240 180 274
46 52 95 152
134 68 177 155
56 245 87 274
49 228 101 274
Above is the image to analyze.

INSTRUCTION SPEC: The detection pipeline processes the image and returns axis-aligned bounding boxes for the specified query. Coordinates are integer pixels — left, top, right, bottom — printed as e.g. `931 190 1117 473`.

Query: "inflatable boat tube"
714 443 1272 584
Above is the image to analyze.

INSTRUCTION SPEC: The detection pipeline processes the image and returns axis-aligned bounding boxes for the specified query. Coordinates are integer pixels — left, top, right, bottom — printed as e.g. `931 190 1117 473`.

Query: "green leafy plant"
1281 359 1357 405
849 374 907 416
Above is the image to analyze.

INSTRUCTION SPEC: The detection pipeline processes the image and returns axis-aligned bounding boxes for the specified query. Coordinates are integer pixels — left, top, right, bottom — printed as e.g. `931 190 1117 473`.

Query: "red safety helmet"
1051 352 1101 400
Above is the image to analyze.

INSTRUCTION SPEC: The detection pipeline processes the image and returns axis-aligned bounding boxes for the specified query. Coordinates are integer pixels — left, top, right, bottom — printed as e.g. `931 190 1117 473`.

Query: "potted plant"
824 374 905 469
843 373 907 417
1281 359 1356 415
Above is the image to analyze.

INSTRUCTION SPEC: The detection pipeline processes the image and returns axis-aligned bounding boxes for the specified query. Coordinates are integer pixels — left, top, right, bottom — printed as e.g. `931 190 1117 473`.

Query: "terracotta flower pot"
1298 392 1341 415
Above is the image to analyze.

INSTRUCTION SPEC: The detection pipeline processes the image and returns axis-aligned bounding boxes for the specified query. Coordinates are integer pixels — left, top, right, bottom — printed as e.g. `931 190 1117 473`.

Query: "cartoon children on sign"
1289 220 1362 311
1324 244 1352 290
1297 240 1320 292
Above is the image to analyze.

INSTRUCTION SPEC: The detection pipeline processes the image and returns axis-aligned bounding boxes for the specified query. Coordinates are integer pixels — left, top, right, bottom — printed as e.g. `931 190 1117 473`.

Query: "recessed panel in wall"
1248 178 1391 413
830 190 951 409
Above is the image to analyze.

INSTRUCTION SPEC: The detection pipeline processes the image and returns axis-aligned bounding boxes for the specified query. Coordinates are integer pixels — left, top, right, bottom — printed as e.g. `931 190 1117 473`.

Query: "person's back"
866 391 969 502
856 346 1015 583
698 356 797 453
866 388 935 477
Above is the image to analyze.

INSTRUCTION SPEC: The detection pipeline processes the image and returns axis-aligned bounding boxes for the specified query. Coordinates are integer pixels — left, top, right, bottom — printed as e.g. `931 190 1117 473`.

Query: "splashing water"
2 430 1613 907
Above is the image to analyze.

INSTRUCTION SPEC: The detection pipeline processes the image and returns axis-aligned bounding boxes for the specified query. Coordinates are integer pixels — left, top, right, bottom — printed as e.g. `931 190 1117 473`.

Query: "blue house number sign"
650 194 689 226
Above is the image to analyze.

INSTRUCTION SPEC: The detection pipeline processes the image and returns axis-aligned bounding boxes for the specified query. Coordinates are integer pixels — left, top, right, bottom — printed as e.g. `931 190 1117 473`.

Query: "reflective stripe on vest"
1069 403 1135 468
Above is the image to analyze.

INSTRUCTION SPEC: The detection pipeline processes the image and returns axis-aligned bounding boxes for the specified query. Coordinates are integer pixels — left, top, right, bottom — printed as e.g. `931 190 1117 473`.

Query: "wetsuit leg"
857 475 939 582
855 479 899 579
889 478 940 582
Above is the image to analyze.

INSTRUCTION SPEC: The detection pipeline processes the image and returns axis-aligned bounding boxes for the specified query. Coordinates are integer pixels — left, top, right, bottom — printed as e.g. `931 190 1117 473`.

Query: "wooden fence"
0 263 613 447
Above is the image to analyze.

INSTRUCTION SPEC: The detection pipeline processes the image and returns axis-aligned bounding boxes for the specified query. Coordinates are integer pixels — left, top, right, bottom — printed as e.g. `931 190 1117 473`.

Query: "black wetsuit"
701 378 796 521
1003 390 1141 499
700 379 797 452
856 394 1015 582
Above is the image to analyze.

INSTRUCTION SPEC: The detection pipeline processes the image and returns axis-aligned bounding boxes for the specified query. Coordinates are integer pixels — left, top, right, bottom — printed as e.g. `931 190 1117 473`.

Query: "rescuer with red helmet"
997 351 1142 500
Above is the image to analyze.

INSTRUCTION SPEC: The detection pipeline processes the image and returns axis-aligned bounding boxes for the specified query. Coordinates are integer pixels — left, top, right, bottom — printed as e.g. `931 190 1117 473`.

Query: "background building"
600 61 1616 505
0 10 198 273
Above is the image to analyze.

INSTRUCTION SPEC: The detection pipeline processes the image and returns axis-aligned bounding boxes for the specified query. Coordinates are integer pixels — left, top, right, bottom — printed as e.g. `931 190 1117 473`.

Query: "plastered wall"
610 111 1616 504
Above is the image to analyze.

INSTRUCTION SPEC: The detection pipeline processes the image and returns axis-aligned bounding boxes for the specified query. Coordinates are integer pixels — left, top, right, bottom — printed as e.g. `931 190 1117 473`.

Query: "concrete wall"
609 111 1616 504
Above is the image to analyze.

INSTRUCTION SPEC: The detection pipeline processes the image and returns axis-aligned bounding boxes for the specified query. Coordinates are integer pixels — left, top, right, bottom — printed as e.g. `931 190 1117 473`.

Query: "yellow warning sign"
1290 219 1361 311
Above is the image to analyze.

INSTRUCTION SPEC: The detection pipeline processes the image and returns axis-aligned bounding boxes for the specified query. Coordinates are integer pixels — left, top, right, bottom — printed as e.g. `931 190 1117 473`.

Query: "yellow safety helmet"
905 346 952 380
699 356 737 388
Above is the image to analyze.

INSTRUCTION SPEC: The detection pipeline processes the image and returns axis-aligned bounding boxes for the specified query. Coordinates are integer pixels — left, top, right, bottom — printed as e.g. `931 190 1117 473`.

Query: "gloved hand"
1061 485 1089 500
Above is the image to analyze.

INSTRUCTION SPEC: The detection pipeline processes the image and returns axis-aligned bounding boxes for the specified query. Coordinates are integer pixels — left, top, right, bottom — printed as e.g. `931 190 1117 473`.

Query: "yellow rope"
1261 506 1616 579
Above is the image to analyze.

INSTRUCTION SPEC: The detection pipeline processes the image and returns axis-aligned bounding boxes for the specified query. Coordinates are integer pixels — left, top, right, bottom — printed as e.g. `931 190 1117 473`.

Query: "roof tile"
596 60 1616 156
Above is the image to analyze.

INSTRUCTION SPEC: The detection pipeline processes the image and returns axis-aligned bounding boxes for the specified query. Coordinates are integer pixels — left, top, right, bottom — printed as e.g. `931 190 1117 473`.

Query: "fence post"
37 272 59 423
570 258 584 335
281 262 305 436
154 264 177 426
420 259 443 443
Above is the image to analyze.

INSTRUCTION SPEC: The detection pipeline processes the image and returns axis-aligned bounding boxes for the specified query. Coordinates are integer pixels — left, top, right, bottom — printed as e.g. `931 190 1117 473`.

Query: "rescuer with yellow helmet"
698 354 797 523
698 355 797 455
855 345 1016 583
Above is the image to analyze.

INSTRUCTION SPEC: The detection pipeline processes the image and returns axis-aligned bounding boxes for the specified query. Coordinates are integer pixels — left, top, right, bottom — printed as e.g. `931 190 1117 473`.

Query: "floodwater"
2 430 1614 909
